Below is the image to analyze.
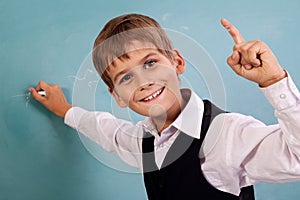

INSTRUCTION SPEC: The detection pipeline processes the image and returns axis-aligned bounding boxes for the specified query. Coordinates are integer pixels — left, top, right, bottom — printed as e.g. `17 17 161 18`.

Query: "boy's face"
107 41 186 119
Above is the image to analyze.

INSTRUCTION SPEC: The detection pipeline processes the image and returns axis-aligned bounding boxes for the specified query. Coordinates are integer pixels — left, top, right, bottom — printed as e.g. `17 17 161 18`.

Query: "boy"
29 14 300 199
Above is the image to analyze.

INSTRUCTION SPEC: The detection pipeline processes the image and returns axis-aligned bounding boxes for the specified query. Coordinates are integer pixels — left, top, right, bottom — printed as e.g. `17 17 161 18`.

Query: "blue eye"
119 73 133 84
144 60 156 69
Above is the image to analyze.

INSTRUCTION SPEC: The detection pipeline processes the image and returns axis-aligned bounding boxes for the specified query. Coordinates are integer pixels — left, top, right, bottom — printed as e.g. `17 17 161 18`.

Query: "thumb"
227 50 240 66
29 87 45 103
227 50 243 74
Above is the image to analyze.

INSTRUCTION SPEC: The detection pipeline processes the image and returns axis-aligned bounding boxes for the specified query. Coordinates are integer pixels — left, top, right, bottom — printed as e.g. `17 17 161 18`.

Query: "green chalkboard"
1 0 300 199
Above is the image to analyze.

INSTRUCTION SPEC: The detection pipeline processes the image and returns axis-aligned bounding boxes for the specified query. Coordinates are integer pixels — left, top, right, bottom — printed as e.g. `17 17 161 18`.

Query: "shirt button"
278 103 285 110
280 94 286 99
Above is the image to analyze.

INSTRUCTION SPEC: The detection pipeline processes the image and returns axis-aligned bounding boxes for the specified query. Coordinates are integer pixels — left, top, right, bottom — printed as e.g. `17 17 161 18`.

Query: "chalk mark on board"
88 80 98 88
67 68 99 88
67 68 94 81
11 91 31 107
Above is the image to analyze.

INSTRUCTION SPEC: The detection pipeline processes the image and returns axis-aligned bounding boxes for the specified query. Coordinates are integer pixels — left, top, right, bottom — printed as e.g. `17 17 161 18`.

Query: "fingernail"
231 51 237 60
222 18 229 24
244 64 252 70
253 62 261 67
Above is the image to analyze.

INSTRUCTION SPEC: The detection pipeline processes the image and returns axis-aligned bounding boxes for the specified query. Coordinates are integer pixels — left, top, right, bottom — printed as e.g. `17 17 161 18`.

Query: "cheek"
150 66 178 82
116 87 136 104
160 64 176 74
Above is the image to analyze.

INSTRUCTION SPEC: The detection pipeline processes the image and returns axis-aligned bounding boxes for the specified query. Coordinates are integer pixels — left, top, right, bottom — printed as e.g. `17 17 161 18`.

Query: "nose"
139 82 155 91
132 66 155 91
133 71 155 91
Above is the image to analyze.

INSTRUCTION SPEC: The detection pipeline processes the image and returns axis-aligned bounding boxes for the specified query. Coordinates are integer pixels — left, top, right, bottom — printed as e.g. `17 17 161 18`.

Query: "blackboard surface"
1 0 300 199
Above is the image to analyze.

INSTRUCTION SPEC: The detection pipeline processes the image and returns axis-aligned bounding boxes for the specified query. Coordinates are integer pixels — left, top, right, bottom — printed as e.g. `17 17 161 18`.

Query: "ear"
173 49 186 74
108 87 128 108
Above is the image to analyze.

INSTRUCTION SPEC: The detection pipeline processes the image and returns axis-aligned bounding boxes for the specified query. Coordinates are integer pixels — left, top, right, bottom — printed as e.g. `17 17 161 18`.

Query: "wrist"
57 104 72 118
259 70 287 88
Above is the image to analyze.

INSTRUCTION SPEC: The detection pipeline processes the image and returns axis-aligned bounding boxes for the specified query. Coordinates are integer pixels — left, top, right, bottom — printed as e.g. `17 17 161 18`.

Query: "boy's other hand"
221 18 287 87
29 81 72 118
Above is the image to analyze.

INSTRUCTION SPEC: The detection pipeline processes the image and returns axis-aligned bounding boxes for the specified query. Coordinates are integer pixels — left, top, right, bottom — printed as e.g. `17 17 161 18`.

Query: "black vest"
142 100 254 200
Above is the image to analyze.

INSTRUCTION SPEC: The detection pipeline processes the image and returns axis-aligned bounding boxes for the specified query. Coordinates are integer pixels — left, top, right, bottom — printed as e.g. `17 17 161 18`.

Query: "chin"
147 104 168 118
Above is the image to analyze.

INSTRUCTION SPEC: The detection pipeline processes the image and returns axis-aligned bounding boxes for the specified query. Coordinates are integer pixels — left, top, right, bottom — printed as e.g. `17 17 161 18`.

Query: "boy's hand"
221 18 287 87
29 81 72 118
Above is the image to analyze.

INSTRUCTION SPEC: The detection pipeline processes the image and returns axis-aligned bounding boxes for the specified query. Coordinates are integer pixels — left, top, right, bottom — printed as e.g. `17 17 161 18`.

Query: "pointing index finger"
221 18 245 44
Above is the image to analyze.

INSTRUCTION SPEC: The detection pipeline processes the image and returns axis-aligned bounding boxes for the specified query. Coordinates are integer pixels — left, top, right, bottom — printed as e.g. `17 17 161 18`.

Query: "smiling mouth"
141 87 165 102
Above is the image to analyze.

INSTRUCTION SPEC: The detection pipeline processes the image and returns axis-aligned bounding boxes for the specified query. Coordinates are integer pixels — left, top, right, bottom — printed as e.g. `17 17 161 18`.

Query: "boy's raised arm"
29 80 72 118
221 18 287 87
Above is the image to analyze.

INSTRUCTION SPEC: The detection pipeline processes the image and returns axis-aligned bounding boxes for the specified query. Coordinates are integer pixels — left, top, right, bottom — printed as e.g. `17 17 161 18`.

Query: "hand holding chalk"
38 89 47 97
29 81 72 118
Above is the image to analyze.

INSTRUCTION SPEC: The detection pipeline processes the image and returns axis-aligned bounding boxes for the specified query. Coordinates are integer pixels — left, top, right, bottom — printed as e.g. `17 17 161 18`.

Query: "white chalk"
38 89 46 97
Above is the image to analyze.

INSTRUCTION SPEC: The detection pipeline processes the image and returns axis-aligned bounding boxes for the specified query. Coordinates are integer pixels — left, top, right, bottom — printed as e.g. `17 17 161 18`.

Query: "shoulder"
212 112 265 129
200 112 265 158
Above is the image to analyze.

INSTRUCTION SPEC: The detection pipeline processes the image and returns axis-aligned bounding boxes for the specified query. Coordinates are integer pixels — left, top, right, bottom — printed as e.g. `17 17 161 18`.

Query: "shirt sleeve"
260 74 300 156
64 107 143 168
201 74 300 196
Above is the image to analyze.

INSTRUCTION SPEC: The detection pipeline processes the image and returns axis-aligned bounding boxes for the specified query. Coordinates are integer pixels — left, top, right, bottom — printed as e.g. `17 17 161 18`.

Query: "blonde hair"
92 13 175 89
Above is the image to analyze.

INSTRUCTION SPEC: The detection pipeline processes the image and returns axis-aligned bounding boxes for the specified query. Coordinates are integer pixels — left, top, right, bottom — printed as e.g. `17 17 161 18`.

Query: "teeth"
143 89 163 101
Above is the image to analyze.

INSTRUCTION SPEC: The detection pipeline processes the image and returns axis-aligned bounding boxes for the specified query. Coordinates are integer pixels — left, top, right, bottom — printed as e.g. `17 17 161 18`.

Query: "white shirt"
64 74 300 196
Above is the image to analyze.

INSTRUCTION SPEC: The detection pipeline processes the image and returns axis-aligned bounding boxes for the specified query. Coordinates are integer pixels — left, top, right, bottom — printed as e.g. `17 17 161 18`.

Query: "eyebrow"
113 52 158 83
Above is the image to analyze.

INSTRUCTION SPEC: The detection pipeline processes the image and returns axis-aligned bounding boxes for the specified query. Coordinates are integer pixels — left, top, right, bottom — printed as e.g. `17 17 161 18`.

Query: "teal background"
1 0 300 199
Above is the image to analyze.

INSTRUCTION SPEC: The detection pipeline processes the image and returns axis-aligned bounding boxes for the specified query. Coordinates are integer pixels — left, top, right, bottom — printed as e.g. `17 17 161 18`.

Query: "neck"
152 95 187 135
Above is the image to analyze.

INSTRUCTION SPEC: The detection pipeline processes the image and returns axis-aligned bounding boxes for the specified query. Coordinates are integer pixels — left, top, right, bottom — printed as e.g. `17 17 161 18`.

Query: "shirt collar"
142 88 204 139
172 88 204 139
